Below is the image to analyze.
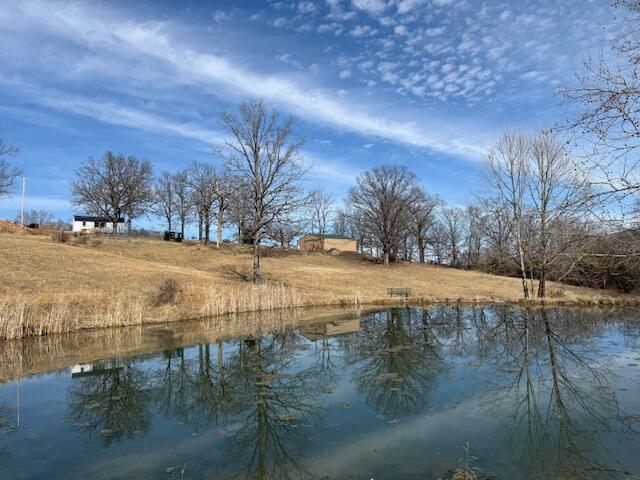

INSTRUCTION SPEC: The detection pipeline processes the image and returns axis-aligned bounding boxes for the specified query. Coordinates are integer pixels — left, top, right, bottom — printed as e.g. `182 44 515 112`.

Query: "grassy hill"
0 231 625 339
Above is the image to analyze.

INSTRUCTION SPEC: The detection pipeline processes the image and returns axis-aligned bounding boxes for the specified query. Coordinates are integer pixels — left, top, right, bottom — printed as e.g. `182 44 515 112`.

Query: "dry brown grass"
0 232 630 339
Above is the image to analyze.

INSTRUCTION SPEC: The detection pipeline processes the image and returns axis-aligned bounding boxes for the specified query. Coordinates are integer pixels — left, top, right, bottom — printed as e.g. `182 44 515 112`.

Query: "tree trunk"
204 214 210 244
216 219 223 248
383 248 390 266
198 215 202 241
514 226 529 299
180 218 185 238
538 264 546 298
418 241 425 264
252 234 261 283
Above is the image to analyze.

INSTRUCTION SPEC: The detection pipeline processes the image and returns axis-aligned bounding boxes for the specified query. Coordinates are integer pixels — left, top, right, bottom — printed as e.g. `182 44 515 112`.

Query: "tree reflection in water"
59 306 639 479
488 307 630 480
347 308 445 417
67 360 152 446
223 333 323 479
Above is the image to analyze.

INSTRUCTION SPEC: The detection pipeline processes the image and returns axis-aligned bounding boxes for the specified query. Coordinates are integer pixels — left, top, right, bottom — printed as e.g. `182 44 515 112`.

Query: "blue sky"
0 0 620 229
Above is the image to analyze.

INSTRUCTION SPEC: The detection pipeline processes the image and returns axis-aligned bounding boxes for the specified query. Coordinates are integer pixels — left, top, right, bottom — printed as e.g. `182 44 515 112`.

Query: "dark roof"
302 233 355 240
74 215 125 223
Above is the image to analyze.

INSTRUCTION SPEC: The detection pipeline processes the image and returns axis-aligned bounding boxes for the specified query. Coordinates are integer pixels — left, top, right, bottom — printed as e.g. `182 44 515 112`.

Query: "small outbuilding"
72 215 125 234
298 233 357 253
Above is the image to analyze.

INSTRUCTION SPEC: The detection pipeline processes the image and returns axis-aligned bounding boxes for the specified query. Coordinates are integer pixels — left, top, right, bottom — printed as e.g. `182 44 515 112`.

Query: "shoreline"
2 301 639 384
2 292 639 341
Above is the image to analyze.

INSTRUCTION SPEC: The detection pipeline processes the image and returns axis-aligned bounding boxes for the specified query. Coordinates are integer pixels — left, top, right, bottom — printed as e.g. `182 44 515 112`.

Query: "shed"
297 233 357 253
73 215 125 233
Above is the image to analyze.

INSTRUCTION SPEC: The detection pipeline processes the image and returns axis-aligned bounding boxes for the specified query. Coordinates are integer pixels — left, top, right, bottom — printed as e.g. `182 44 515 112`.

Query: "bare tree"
563 1 640 213
485 131 531 298
428 221 448 265
227 179 253 243
442 207 465 267
335 207 368 253
71 151 153 234
346 165 421 266
221 100 306 282
153 171 176 231
212 171 235 248
265 212 305 248
333 208 349 237
173 169 193 239
528 130 591 297
476 197 513 274
0 138 20 199
463 205 484 269
308 188 335 236
189 162 217 243
408 189 440 264
16 209 55 226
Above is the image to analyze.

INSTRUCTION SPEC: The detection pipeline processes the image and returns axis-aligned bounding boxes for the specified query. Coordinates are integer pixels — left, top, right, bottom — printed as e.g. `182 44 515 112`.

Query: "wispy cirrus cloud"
0 1 488 160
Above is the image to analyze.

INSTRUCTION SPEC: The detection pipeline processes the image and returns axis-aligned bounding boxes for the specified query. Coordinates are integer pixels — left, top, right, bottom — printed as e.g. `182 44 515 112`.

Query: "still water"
1 306 640 479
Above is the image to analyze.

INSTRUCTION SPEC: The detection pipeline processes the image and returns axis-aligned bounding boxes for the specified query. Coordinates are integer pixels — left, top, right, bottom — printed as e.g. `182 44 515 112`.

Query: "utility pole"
20 176 26 226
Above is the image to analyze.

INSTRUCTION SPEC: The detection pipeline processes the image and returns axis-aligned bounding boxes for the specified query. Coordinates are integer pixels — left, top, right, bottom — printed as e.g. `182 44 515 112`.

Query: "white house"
72 215 125 233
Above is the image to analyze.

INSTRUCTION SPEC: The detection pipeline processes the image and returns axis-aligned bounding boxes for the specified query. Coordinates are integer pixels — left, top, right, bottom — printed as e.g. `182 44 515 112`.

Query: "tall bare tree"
463 205 484 269
173 169 193 239
227 179 253 243
153 171 176 231
485 131 531 298
476 197 513 274
346 165 421 266
71 151 153 234
308 188 335 236
0 138 20 199
428 221 448 265
212 171 235 248
528 130 590 297
189 162 217 243
409 189 440 264
442 207 465 266
563 1 640 213
221 100 306 282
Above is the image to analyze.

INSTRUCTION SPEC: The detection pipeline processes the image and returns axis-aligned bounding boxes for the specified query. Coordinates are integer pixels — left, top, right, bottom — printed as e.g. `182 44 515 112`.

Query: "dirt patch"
0 220 34 235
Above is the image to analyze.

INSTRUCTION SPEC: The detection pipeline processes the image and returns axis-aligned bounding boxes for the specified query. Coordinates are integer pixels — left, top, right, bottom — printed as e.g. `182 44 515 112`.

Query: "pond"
1 305 640 479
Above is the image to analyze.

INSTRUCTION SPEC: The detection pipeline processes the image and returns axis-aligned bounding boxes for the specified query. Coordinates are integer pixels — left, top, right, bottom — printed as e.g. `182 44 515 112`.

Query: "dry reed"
201 282 305 317
0 294 81 340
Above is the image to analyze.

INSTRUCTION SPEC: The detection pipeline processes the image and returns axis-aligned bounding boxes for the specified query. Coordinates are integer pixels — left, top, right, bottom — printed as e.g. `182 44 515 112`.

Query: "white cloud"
350 24 377 37
352 0 387 15
396 0 424 14
339 69 352 79
425 26 445 36
297 1 317 14
212 10 231 24
394 25 409 36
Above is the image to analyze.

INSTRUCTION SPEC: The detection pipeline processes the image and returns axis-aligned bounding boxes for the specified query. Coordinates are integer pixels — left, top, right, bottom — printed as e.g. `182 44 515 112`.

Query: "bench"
387 288 412 298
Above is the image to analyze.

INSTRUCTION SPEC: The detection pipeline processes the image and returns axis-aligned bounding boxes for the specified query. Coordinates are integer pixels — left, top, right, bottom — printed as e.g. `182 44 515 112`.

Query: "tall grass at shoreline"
201 282 305 317
0 282 305 340
0 293 148 340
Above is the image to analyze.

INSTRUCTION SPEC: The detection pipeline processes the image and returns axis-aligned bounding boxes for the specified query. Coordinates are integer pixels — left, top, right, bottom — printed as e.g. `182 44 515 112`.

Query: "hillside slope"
0 233 622 339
